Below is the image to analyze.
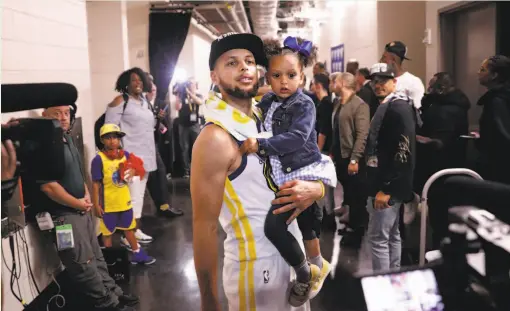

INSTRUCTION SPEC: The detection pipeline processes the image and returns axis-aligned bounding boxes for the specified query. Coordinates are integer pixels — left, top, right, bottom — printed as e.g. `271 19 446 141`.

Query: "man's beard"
219 79 259 99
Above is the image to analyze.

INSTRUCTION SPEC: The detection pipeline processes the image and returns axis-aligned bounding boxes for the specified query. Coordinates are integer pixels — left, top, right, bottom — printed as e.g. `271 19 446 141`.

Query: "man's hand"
348 162 359 175
374 191 391 209
271 180 323 224
239 138 259 154
77 198 93 212
1 140 17 181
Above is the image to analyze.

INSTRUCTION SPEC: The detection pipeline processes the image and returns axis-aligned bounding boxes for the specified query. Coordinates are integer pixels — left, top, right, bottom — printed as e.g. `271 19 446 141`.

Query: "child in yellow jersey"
91 124 155 265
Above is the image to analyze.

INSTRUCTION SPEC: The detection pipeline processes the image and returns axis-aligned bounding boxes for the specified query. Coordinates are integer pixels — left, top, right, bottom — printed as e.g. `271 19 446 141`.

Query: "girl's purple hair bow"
283 36 313 57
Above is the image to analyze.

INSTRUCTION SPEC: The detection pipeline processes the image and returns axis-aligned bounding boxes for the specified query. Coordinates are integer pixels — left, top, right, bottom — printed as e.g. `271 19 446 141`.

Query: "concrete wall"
318 0 428 83
377 1 426 82
425 1 464 82
1 0 92 309
127 1 150 71
318 0 379 73
87 0 130 120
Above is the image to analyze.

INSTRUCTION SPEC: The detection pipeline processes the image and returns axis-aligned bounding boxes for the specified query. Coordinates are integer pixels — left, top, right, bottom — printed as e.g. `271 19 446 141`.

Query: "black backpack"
94 93 156 150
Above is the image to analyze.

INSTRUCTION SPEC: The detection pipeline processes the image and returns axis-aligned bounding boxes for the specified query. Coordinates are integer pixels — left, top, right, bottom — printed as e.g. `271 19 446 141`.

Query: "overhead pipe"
190 17 218 41
228 2 246 33
235 0 252 33
248 0 279 39
216 7 237 33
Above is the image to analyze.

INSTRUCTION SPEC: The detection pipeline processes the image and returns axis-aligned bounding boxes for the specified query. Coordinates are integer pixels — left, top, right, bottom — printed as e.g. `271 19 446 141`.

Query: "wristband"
318 181 325 199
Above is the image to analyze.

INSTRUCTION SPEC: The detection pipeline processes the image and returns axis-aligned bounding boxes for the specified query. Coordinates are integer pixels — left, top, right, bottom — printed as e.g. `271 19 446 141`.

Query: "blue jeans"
366 197 402 272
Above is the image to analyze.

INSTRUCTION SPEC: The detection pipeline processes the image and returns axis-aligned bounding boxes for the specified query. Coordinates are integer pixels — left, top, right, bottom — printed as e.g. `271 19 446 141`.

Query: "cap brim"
209 33 267 70
371 73 395 80
101 131 126 138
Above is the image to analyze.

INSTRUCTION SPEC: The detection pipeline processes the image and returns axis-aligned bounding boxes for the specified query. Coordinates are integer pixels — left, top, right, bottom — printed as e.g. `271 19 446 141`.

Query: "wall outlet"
423 28 432 45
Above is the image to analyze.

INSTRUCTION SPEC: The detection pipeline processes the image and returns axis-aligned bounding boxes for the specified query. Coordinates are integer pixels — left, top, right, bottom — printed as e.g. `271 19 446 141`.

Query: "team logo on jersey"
263 270 269 284
111 170 127 187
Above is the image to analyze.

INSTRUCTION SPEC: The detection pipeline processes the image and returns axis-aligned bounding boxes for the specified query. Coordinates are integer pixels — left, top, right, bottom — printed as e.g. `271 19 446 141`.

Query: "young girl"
91 124 156 265
240 36 337 306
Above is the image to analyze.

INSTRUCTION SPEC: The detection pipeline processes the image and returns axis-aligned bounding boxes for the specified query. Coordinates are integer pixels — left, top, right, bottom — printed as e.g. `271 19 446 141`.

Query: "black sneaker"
118 294 139 307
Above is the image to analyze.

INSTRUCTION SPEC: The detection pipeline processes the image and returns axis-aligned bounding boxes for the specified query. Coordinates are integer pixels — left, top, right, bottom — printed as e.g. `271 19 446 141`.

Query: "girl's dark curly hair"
114 67 152 93
263 37 318 69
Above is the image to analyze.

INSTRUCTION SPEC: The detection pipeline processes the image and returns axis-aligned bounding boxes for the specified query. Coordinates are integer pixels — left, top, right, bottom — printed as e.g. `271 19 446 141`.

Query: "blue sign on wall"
331 44 344 73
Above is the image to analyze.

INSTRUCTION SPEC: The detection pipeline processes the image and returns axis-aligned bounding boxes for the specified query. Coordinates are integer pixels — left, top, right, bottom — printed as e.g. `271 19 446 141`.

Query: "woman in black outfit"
414 72 471 193
415 72 470 248
476 55 510 185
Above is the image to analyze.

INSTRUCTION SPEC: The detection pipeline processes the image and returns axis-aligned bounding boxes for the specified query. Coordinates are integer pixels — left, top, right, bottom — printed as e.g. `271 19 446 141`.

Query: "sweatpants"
53 213 123 308
264 202 322 266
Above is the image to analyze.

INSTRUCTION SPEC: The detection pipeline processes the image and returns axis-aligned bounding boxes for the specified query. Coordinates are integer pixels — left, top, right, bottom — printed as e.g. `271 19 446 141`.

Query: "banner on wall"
331 44 344 73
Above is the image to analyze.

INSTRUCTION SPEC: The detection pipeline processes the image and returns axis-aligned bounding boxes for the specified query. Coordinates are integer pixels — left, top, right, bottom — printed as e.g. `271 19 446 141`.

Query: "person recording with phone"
33 106 139 311
174 77 204 178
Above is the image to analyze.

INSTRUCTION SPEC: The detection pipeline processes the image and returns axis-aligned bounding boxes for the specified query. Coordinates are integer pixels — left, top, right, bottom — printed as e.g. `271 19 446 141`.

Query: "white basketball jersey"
219 137 303 262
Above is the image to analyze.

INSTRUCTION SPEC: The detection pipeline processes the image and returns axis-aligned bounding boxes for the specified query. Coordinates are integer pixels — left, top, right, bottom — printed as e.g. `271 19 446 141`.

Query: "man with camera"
174 77 204 178
35 106 138 311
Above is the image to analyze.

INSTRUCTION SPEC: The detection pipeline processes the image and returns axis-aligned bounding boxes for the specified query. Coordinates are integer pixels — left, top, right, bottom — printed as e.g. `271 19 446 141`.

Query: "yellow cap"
100 124 125 138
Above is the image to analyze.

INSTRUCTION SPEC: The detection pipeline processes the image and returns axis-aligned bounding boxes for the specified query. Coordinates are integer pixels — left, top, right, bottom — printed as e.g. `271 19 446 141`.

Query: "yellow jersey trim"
225 178 257 310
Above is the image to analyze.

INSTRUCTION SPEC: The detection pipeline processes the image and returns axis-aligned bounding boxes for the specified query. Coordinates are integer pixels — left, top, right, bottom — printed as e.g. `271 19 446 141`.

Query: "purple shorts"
99 209 136 236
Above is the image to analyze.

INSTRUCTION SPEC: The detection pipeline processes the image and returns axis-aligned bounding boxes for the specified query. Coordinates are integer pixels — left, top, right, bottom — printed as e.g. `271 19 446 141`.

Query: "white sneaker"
135 229 153 244
120 237 141 252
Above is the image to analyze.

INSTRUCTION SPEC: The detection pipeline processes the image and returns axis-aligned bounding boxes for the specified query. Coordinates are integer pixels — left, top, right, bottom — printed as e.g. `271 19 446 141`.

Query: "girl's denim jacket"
256 89 321 173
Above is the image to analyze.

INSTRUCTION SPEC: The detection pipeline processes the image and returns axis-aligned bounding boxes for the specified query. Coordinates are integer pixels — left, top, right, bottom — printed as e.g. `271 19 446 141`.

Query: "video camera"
350 205 510 311
1 83 78 182
347 175 510 311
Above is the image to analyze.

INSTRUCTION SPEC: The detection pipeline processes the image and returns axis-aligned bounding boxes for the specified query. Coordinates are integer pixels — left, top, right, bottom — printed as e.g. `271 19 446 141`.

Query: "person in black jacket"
415 72 470 193
313 73 333 152
476 55 510 185
365 63 417 272
356 67 379 119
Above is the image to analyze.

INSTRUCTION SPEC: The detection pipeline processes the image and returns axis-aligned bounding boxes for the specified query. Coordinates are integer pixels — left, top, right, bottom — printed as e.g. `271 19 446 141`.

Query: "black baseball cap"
370 63 396 80
385 41 411 61
209 32 267 70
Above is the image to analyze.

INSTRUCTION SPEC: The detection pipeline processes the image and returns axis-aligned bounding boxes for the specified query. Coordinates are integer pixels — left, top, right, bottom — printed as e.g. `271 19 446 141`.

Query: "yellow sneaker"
309 259 331 299
288 264 321 307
